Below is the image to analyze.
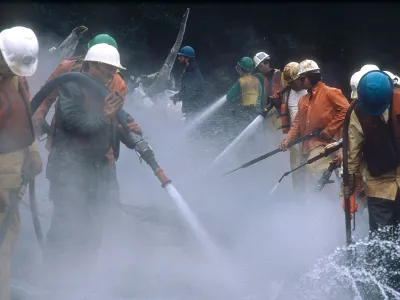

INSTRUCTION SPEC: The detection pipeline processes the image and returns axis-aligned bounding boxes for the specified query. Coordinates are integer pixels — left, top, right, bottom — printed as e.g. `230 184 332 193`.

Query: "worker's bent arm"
285 109 301 142
325 89 350 138
58 82 109 135
347 110 363 178
32 67 66 121
226 81 241 103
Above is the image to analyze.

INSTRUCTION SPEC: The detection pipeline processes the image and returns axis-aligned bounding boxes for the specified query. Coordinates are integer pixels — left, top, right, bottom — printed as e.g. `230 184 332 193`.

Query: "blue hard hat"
178 46 195 58
357 70 393 116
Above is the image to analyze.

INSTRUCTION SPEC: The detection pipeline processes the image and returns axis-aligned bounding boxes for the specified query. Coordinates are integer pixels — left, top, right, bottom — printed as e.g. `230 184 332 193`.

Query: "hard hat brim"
359 102 389 116
84 59 126 70
9 60 38 77
298 68 320 76
177 52 195 58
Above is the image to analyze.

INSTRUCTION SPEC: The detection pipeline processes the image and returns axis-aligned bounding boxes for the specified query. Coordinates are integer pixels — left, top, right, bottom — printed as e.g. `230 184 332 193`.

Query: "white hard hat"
350 71 362 99
253 52 270 68
0 26 39 77
360 64 379 74
298 59 320 76
84 43 126 70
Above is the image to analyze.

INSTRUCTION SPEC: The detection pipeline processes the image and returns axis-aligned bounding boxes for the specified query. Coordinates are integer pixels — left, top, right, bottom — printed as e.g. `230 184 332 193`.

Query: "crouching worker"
0 26 42 300
44 43 139 287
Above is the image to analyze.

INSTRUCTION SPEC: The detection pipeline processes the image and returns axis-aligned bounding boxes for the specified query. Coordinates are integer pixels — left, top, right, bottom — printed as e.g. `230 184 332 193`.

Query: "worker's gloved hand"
271 91 280 99
332 152 343 167
340 175 363 214
268 96 282 109
126 116 142 136
104 92 123 119
318 129 333 142
32 119 51 138
342 194 358 215
280 139 291 152
24 151 43 179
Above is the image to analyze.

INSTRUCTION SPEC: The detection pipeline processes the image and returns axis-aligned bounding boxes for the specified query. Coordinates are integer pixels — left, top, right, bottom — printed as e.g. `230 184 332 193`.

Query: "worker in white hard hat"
32 33 137 151
44 43 140 287
280 59 349 193
0 26 42 300
349 65 380 101
253 52 285 133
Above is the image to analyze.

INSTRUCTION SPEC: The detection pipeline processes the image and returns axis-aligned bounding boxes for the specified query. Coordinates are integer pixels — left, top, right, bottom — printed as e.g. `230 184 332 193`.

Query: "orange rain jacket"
286 81 349 152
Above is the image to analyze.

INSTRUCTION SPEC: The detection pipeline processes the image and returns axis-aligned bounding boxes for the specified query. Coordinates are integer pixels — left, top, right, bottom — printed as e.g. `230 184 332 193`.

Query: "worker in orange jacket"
0 26 42 300
32 33 138 151
280 60 349 189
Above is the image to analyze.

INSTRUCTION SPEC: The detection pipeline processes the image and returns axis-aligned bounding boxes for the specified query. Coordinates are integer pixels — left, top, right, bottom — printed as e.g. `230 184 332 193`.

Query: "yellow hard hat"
282 62 300 83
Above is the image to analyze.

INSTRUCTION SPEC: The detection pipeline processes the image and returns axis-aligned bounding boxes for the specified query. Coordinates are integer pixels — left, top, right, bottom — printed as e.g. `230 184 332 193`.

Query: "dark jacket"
177 61 207 115
46 80 134 188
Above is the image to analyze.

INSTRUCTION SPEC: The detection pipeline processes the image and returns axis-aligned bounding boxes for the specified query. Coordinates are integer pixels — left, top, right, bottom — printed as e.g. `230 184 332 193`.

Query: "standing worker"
172 46 207 122
44 43 141 287
32 33 141 216
253 52 284 132
345 70 400 290
32 33 133 150
280 60 349 189
0 26 42 300
280 62 308 191
226 57 262 134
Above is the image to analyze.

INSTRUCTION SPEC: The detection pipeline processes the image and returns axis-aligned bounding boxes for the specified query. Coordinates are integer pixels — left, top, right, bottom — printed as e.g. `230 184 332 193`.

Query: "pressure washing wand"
276 139 343 184
223 129 322 176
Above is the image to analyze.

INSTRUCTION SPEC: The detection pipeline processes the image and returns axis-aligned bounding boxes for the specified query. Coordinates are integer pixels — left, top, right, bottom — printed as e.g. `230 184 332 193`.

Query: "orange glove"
342 194 358 214
341 176 362 215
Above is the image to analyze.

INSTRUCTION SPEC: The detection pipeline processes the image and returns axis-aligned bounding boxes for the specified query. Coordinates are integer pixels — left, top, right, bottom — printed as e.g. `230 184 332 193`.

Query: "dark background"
1 2 399 99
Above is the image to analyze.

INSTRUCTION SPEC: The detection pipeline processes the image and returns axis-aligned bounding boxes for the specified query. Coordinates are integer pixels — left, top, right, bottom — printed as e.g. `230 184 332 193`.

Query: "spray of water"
269 182 280 196
184 95 227 133
298 235 400 300
165 184 217 257
164 183 245 298
212 115 264 165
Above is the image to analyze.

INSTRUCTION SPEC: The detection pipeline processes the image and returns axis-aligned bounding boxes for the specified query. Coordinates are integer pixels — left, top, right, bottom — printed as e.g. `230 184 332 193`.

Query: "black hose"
30 72 162 174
